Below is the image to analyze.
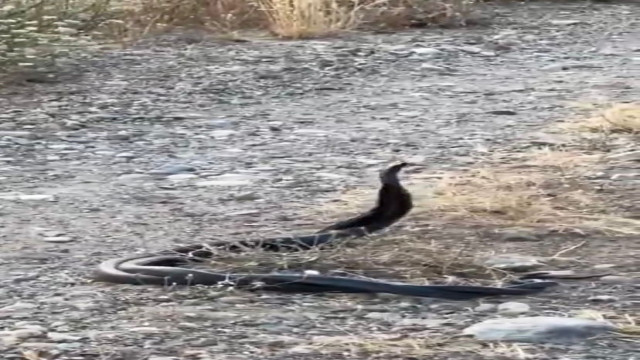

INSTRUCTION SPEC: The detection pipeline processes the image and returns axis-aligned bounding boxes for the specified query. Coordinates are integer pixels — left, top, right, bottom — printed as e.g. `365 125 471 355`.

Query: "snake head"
379 162 409 184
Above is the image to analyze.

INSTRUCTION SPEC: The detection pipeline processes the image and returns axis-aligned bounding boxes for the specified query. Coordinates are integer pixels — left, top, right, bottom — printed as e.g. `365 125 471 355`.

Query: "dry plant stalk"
255 0 364 39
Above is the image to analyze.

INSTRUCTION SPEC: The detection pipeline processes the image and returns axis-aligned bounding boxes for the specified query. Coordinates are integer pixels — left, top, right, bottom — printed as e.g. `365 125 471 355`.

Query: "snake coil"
94 162 559 300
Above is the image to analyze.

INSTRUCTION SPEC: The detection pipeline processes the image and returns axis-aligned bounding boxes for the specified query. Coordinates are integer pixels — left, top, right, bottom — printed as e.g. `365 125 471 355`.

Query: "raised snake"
93 162 590 300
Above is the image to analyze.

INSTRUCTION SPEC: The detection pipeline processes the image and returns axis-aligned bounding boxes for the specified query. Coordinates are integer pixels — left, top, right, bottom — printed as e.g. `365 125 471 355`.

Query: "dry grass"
315 148 639 235
109 0 480 41
560 102 640 135
193 230 495 282
256 0 364 39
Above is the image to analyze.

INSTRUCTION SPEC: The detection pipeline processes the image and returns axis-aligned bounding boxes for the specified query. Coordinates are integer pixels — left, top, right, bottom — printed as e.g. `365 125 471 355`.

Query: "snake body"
94 162 559 300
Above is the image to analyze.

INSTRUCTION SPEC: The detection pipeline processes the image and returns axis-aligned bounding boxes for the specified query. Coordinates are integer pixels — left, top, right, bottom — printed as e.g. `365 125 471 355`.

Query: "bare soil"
1 1 639 359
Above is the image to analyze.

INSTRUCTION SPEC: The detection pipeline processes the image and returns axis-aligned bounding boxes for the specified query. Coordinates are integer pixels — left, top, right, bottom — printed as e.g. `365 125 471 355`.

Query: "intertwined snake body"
93 163 559 300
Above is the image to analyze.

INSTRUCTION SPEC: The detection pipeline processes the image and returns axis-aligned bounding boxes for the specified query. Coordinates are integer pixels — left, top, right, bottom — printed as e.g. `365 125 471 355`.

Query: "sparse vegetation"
0 0 113 72
0 0 477 74
561 102 640 135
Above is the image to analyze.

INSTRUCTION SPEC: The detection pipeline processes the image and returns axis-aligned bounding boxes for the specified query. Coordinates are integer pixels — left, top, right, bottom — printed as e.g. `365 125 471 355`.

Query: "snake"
93 162 571 300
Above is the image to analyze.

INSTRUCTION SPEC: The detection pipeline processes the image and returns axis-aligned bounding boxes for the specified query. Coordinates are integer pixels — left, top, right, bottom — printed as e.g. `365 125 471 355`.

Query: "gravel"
1 1 639 359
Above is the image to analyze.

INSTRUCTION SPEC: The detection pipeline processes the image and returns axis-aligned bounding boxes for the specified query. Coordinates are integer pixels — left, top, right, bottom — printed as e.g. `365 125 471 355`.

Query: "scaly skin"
93 162 560 300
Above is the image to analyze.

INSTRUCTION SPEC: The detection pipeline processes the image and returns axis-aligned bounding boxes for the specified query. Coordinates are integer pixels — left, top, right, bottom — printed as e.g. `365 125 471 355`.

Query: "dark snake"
94 163 604 300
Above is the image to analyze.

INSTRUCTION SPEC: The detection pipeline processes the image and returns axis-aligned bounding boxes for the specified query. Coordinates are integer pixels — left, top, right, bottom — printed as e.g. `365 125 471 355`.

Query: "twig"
551 240 586 258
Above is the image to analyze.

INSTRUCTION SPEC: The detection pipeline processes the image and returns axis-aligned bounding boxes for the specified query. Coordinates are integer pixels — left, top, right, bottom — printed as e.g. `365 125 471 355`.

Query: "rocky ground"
1 1 639 359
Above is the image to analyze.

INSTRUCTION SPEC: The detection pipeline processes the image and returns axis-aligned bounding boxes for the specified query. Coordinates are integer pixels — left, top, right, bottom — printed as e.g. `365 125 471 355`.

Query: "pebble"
0 302 38 312
0 130 33 137
550 19 583 26
411 47 444 57
47 332 82 342
483 254 545 272
129 327 163 334
474 304 497 312
196 174 255 187
588 295 619 302
0 193 55 201
600 275 635 284
497 302 531 315
115 152 136 159
43 236 74 243
167 173 199 181
463 316 616 344
148 164 196 176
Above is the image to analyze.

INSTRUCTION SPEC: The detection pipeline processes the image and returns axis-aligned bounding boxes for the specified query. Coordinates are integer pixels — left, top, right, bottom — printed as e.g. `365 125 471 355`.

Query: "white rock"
47 332 82 342
167 173 198 181
498 302 531 315
483 254 544 271
463 316 616 344
129 327 163 334
474 304 497 312
0 193 55 201
0 302 37 312
600 275 635 284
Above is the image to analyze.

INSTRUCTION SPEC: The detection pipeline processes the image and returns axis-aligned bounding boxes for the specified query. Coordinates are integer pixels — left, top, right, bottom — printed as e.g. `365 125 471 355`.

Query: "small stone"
8 328 45 340
0 193 55 201
129 327 163 334
115 152 136 159
47 332 82 342
0 302 37 312
167 173 198 181
463 317 616 344
588 295 619 302
43 236 74 243
196 174 254 187
594 264 618 269
498 302 531 315
483 254 544 272
1 336 19 346
474 304 497 312
420 63 449 72
600 275 635 284
148 164 196 176
210 130 237 138
458 46 483 54
488 110 518 116
0 130 33 137
411 48 444 56
550 19 582 26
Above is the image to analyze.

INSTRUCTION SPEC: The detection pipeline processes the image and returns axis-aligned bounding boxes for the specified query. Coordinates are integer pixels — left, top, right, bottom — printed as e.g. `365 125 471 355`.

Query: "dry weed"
255 0 364 39
292 333 481 357
560 102 640 135
107 0 265 40
193 230 494 282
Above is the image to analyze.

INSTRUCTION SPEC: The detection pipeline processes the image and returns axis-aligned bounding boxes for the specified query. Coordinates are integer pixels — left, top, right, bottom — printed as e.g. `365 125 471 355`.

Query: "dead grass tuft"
255 0 363 39
560 102 640 135
194 230 496 283
314 147 639 236
111 0 479 41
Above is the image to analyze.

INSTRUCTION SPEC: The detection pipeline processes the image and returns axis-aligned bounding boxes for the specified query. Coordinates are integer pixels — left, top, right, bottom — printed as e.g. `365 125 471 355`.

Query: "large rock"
463 316 617 344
